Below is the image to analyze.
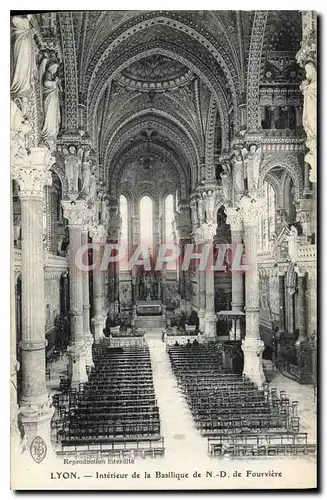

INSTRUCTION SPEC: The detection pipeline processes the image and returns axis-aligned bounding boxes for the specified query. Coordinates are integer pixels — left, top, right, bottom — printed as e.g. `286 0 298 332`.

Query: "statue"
204 190 216 223
247 145 262 194
197 197 205 224
80 147 92 193
286 225 298 263
86 168 97 206
11 16 37 97
101 200 110 226
300 62 316 180
63 145 81 194
232 150 244 199
220 162 232 203
41 61 62 149
10 99 32 159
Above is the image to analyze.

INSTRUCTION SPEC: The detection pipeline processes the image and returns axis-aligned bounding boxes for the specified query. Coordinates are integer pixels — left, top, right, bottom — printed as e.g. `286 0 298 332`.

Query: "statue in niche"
197 197 205 224
80 147 92 193
10 99 32 158
232 150 244 197
86 168 97 207
246 145 262 194
41 60 62 149
11 15 37 97
101 199 110 226
286 225 298 263
220 162 232 203
300 62 316 174
63 145 82 194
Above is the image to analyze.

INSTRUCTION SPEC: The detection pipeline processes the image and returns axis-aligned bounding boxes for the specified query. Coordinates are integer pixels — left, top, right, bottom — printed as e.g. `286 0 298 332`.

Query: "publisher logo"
30 436 47 463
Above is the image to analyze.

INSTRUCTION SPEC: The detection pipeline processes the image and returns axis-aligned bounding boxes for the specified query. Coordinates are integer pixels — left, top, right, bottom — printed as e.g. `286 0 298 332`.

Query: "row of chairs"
167 343 315 458
53 343 164 458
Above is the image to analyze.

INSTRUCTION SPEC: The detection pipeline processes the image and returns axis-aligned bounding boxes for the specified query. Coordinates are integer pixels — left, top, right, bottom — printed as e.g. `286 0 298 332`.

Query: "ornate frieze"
246 11 268 131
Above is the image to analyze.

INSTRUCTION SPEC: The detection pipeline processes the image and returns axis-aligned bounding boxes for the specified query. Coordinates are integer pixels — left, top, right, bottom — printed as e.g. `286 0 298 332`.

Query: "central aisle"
145 328 209 463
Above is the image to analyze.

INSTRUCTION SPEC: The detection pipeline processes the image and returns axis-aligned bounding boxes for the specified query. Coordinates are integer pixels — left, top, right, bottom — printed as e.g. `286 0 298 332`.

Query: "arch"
88 44 231 151
50 163 67 196
104 107 201 167
86 15 239 132
246 11 268 130
106 116 198 190
259 154 303 201
139 195 154 250
83 11 242 96
264 171 282 208
205 96 219 180
59 12 79 130
113 142 188 198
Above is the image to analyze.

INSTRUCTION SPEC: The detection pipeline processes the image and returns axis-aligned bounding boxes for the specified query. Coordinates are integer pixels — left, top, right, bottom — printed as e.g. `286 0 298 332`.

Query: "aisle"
145 329 209 463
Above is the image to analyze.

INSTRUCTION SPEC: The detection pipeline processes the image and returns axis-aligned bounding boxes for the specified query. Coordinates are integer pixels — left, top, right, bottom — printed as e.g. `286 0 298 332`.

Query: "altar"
136 300 162 316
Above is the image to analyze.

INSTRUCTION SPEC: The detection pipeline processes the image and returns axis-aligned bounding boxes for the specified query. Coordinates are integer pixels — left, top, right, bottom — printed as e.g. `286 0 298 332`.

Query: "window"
164 194 176 270
140 195 153 255
258 181 276 251
119 195 128 270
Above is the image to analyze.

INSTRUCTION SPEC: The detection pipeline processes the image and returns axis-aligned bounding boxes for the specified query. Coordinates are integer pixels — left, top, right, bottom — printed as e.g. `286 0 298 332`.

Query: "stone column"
295 267 312 382
239 196 265 388
296 269 308 344
203 236 217 339
81 230 94 368
226 207 245 340
197 246 206 332
295 105 303 129
89 224 106 342
10 187 22 452
278 272 286 335
12 148 54 449
287 288 295 334
62 200 92 388
131 274 137 323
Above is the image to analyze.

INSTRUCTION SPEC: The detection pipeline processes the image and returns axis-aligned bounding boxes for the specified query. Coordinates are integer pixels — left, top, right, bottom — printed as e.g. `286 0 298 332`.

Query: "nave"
47 327 316 465
10 13 317 488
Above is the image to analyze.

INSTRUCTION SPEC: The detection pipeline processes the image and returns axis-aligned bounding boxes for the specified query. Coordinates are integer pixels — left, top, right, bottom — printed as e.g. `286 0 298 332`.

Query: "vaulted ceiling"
35 10 302 202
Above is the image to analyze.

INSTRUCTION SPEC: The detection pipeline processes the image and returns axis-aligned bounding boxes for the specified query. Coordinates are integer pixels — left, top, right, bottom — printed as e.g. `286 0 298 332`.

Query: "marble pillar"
226 207 245 340
12 148 54 449
239 196 265 388
90 224 106 342
204 241 216 338
81 230 94 368
198 260 206 332
278 272 286 335
62 200 92 388
10 188 22 452
131 274 137 323
296 270 308 344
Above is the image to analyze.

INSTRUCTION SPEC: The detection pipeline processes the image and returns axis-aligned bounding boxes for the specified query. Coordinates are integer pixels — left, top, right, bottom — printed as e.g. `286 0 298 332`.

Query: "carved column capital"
12 147 54 199
225 207 243 232
89 223 107 242
194 222 217 244
238 195 262 227
61 199 93 230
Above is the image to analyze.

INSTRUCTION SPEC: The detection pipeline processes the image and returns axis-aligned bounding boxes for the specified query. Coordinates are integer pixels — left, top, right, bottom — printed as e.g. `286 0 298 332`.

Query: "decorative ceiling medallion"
117 54 194 92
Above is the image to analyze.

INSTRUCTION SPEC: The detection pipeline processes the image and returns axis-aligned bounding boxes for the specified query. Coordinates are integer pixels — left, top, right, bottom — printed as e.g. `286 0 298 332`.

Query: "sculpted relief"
11 15 37 97
300 62 316 182
40 58 62 149
11 15 62 154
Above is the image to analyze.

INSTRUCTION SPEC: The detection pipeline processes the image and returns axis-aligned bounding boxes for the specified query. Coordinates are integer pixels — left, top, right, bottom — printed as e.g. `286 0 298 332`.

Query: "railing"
13 249 68 272
298 244 316 261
